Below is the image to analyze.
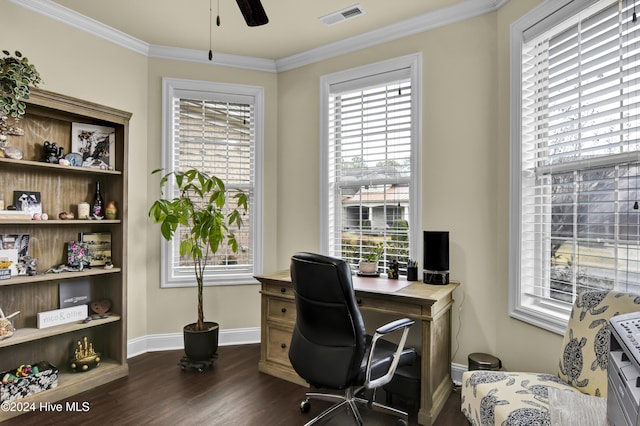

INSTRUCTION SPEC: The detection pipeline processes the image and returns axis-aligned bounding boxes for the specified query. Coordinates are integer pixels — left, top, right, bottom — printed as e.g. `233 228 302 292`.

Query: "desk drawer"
356 294 422 317
264 283 294 298
267 297 296 323
265 323 294 367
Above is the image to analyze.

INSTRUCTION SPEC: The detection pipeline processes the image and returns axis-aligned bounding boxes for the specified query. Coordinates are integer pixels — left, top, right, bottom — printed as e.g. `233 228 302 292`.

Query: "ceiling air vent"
320 4 366 26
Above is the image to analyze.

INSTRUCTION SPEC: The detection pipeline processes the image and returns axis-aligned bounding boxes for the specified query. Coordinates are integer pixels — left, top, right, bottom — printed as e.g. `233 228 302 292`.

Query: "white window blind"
515 0 640 330
161 78 263 287
323 58 420 273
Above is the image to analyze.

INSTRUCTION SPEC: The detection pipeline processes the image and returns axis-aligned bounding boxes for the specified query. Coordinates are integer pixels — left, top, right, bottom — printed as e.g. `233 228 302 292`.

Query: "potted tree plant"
148 168 247 364
0 50 42 144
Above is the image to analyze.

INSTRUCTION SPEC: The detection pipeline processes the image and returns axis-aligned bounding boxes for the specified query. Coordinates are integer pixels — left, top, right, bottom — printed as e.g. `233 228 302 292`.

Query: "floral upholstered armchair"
461 290 640 426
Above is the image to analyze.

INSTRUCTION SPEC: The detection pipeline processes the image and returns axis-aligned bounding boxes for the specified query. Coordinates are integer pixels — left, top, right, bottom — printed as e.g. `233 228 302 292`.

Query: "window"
510 0 640 333
161 78 263 287
321 54 422 273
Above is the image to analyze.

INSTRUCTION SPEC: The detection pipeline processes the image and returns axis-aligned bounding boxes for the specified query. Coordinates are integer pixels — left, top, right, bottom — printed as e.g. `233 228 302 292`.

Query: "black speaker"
423 231 449 285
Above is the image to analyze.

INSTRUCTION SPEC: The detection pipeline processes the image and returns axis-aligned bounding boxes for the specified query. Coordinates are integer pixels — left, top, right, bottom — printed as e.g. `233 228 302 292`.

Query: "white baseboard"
128 328 468 388
451 361 467 386
127 327 261 358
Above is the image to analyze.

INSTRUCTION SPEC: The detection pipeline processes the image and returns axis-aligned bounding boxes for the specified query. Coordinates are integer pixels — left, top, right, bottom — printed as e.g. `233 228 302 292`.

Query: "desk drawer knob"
357 299 362 305
281 343 287 349
281 307 287 313
280 287 287 293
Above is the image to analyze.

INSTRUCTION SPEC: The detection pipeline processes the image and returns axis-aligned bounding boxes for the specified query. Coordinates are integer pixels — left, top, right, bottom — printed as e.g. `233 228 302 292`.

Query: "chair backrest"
557 290 640 397
288 252 367 389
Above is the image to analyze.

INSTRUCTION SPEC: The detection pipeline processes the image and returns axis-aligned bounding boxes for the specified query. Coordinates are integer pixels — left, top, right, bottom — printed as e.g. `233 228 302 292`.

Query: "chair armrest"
376 318 415 335
365 317 415 389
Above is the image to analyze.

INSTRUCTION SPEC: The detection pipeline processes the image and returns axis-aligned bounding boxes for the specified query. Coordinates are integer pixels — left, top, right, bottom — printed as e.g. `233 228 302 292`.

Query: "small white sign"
37 305 88 329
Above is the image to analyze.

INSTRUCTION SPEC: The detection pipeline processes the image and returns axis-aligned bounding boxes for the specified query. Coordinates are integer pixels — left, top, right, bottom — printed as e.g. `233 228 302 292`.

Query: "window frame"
320 53 423 268
160 77 264 288
508 0 625 334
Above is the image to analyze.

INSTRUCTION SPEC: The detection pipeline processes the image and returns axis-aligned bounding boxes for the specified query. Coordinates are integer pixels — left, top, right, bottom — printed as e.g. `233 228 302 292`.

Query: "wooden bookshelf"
0 88 129 420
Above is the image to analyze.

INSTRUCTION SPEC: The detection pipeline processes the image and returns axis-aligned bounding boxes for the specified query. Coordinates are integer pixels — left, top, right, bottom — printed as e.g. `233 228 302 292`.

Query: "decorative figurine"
70 336 101 372
82 299 112 323
16 256 37 276
90 299 111 319
388 259 399 279
43 141 63 164
105 201 117 220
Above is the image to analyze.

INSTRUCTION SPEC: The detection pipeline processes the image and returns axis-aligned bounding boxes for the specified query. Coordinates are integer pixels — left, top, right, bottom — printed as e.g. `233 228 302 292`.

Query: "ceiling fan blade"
236 0 269 27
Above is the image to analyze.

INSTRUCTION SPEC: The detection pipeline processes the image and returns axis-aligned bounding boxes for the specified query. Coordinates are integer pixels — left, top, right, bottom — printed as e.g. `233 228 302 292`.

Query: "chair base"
301 386 408 426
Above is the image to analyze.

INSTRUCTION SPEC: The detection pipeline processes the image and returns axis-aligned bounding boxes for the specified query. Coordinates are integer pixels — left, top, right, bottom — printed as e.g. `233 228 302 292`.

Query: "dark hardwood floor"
6 344 468 425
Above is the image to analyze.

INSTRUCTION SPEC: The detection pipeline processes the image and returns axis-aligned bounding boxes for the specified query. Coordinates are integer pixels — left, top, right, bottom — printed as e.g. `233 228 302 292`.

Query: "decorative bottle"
92 181 104 217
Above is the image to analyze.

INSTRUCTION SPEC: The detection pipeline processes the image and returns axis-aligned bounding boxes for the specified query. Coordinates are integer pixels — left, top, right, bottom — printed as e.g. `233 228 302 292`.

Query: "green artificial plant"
0 50 42 120
148 168 247 331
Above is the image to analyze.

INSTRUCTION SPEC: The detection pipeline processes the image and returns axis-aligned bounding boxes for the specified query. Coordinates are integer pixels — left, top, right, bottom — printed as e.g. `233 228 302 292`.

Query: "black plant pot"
183 321 219 361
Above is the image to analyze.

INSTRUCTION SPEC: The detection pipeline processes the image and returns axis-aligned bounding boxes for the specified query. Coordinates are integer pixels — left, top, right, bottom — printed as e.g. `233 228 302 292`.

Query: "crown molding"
148 45 278 73
12 0 506 73
275 0 504 72
10 0 151 56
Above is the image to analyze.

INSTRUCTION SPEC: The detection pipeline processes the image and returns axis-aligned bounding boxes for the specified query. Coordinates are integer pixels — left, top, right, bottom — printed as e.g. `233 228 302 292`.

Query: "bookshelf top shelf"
0 157 122 175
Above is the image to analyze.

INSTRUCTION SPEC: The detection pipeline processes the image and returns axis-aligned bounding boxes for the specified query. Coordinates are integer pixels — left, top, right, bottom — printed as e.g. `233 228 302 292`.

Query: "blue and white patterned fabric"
461 290 640 425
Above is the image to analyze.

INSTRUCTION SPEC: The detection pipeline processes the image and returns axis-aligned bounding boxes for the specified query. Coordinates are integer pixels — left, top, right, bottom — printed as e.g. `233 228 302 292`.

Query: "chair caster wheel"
300 399 311 413
396 419 408 426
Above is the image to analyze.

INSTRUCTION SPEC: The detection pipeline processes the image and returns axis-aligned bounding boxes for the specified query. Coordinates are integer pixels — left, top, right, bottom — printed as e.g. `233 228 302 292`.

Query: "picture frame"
67 241 90 269
71 122 116 169
13 191 41 218
59 280 90 309
0 234 30 276
80 232 111 266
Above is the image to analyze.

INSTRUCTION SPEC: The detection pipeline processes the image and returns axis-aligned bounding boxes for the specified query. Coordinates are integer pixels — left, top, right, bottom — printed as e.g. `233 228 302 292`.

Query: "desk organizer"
0 362 58 402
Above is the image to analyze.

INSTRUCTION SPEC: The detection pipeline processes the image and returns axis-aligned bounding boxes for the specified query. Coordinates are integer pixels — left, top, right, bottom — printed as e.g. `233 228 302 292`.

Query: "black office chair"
288 252 416 426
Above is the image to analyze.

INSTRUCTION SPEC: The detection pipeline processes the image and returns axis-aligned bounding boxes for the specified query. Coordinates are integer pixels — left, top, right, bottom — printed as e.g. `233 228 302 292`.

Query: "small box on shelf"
0 362 58 402
0 269 9 280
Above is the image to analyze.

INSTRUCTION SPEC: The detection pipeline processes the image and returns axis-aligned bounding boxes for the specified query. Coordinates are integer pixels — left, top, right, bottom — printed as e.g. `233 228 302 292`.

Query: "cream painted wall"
276 0 562 373
495 0 563 373
144 58 278 334
276 14 501 369
1 1 150 341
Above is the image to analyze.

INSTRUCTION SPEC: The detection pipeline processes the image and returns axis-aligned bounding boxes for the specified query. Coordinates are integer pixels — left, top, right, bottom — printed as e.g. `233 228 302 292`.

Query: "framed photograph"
0 234 29 276
71 122 116 169
13 191 41 218
80 232 111 266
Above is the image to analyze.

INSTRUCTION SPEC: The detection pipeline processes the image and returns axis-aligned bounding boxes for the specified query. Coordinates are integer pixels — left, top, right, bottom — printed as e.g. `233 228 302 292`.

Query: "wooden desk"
255 270 459 426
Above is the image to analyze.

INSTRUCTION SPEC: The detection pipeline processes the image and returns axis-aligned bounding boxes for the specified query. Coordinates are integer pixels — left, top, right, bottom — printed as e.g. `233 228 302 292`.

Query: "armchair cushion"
462 290 640 426
557 290 640 397
462 371 577 425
